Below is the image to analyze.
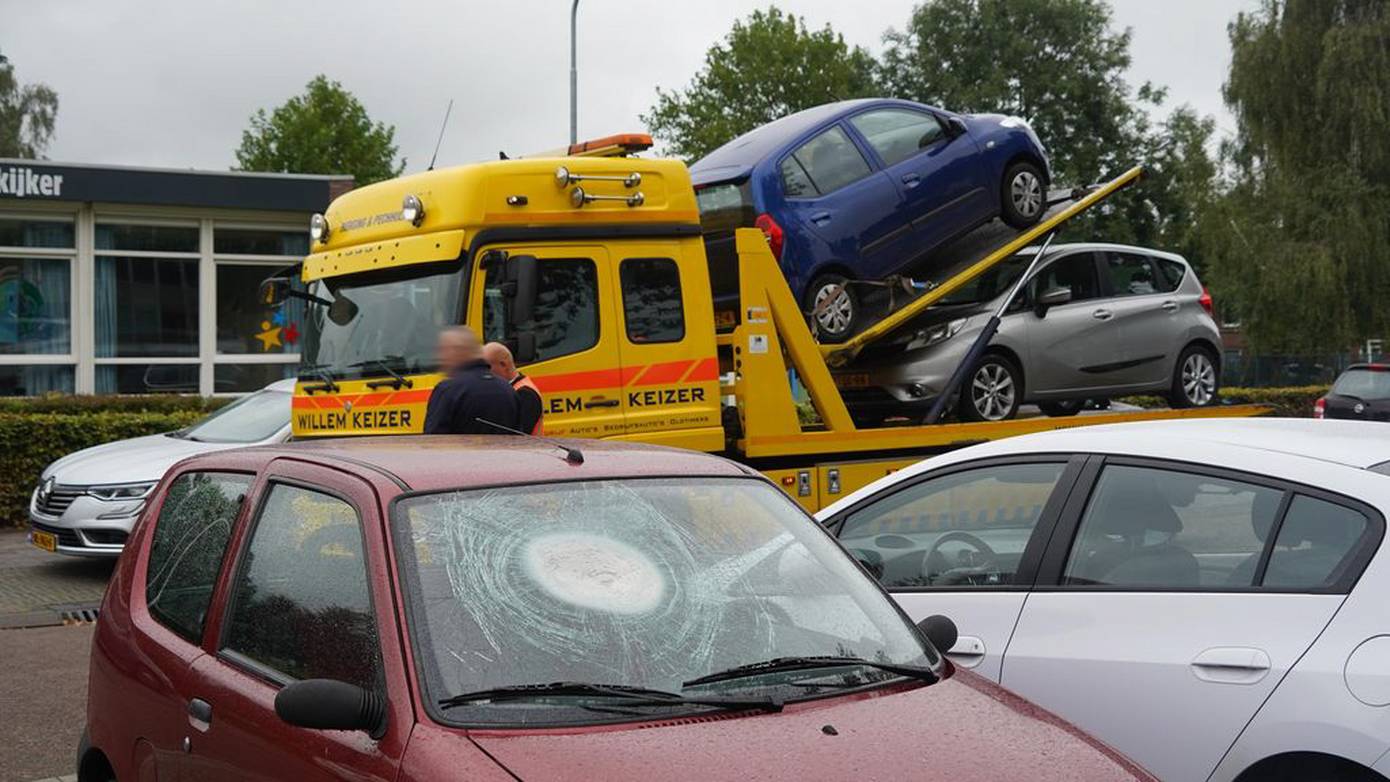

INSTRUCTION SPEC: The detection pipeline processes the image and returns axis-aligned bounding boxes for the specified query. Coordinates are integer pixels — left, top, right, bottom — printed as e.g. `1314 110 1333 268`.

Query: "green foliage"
643 7 880 162
0 50 59 158
1205 0 1390 352
236 75 403 184
0 394 232 415
1120 386 1328 417
1 410 207 527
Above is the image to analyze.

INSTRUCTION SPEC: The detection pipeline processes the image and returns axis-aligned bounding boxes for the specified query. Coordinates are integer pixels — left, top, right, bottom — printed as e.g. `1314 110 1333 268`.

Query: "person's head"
436 326 481 373
483 341 517 380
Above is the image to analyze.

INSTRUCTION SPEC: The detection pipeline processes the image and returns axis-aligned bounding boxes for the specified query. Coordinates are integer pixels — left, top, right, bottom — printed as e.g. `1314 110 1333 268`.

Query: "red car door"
178 459 412 781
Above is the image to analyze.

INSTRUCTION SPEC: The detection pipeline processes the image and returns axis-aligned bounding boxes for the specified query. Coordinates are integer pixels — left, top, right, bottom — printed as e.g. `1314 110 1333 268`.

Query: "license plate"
31 529 57 552
834 373 873 389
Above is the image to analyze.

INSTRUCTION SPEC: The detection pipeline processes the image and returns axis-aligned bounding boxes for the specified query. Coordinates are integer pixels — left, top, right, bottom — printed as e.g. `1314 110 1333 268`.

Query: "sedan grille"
36 485 84 516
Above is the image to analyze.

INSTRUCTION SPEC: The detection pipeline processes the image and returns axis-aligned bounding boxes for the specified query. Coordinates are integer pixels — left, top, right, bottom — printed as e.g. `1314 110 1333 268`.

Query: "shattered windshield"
298 261 464 381
393 477 934 726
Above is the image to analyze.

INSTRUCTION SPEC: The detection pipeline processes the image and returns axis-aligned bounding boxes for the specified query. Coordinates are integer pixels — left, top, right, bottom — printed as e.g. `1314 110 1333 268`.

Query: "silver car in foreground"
27 378 292 557
834 243 1222 423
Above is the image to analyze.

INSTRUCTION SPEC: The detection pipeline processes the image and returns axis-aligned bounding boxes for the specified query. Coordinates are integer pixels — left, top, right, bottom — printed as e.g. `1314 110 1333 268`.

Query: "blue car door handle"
810 211 832 225
901 173 921 188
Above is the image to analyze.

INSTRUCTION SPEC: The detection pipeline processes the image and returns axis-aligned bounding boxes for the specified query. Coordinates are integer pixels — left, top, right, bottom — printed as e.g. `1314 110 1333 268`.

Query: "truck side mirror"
513 332 537 364
509 254 539 326
1034 286 1072 318
275 679 386 739
259 276 292 307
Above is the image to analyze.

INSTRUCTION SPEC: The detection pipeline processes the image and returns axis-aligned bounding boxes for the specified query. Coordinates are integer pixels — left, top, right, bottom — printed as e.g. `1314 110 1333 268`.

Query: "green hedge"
1 410 208 528
1119 386 1329 418
0 394 232 414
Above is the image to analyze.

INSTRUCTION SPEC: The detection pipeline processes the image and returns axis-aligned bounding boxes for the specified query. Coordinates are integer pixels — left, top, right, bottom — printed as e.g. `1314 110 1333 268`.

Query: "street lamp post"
570 0 580 145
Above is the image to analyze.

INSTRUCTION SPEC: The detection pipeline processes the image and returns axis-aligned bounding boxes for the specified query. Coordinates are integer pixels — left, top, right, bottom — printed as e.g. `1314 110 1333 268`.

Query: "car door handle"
1161 300 1179 312
945 635 986 668
583 397 620 409
1091 308 1113 320
187 697 213 731
901 173 921 188
809 211 832 225
1190 647 1271 685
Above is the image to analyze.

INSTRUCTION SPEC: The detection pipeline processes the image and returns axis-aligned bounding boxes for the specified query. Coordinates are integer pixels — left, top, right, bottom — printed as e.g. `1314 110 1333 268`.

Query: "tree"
236 75 403 184
0 51 59 159
643 7 879 162
1203 0 1390 353
880 0 1217 258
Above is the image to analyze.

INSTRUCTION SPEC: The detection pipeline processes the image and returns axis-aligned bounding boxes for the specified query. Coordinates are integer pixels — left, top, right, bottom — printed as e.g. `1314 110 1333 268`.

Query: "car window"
780 157 818 197
1062 465 1284 587
484 258 599 362
222 484 382 690
180 389 288 443
145 472 250 643
1031 252 1100 303
1152 257 1186 293
1332 368 1390 400
1103 252 1159 296
849 109 945 168
784 126 873 197
1264 495 1369 588
620 258 684 344
838 463 1067 588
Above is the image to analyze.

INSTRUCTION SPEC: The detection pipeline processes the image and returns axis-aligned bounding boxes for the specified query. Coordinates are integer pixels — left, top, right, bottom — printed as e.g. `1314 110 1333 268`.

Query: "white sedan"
817 418 1390 782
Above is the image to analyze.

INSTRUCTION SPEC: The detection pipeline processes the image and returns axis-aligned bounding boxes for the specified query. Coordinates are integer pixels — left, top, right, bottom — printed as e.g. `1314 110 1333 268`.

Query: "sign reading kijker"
0 165 64 198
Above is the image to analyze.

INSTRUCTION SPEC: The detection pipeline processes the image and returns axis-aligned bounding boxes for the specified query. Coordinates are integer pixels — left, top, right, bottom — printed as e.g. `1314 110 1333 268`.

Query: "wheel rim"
813 282 853 334
1010 170 1042 217
1182 352 1216 405
971 362 1015 420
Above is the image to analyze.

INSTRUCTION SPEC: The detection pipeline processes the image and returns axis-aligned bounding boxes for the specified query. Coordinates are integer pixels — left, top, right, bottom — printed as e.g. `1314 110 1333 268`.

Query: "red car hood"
467 670 1152 781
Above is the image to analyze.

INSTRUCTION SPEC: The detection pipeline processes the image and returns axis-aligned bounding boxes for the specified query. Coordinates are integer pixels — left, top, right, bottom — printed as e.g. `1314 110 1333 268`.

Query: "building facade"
0 159 351 396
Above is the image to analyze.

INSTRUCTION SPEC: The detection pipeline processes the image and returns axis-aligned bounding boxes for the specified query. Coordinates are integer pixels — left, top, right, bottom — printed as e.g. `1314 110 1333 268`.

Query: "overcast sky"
6 0 1257 172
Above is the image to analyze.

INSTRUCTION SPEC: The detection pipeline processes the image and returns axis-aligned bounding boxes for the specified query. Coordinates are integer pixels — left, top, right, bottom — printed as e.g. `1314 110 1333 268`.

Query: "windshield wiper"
350 357 413 390
438 681 783 713
299 365 340 394
683 656 938 689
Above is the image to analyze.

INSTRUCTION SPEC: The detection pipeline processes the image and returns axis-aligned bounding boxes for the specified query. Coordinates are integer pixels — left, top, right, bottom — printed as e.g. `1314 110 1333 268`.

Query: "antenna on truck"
427 99 454 171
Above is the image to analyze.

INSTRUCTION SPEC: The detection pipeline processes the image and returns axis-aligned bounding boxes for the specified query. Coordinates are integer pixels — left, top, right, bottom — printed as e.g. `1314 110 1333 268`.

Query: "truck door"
611 241 722 450
474 245 626 438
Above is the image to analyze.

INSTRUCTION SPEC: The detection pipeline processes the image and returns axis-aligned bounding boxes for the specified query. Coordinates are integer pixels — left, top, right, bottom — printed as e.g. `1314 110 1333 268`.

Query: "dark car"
1316 363 1390 421
81 437 1151 781
692 98 1051 340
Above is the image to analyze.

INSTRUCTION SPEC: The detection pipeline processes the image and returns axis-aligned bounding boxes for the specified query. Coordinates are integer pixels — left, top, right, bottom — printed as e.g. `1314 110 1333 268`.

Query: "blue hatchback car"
691 98 1051 340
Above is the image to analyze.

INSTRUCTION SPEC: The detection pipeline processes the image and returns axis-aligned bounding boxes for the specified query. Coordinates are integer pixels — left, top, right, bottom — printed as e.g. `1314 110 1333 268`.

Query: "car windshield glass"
695 183 755 233
299 262 463 381
937 253 1032 305
180 389 288 443
393 477 935 726
1332 368 1390 400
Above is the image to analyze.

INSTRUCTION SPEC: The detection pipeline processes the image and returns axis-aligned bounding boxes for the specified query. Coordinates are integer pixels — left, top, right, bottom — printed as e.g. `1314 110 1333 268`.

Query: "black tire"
957 353 1023 422
1038 399 1083 417
1168 344 1219 408
1000 160 1046 228
805 273 859 343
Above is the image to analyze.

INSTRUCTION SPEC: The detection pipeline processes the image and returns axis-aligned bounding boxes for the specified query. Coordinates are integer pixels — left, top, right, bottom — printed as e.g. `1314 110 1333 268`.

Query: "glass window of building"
94 256 199 358
0 214 75 395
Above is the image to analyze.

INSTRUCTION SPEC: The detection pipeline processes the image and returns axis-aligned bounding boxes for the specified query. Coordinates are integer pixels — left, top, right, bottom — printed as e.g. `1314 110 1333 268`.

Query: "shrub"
1119 386 1328 418
1 410 207 528
0 394 232 415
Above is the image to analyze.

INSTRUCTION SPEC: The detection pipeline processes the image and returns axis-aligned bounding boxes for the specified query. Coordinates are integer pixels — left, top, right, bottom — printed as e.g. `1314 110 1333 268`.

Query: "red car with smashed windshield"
81 437 1152 781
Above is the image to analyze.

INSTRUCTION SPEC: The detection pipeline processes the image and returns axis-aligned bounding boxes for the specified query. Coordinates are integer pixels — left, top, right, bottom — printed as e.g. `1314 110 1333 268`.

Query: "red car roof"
228 435 756 493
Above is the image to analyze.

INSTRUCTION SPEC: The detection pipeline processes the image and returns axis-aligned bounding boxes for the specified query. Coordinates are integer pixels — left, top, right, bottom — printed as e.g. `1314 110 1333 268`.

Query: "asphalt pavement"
0 529 112 782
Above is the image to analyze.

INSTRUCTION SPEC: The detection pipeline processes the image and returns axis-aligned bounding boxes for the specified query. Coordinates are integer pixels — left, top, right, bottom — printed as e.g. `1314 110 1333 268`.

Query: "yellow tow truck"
267 133 1265 511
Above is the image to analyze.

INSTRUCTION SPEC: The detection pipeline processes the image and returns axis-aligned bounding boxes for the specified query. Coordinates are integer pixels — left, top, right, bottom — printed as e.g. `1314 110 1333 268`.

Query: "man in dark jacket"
423 326 521 435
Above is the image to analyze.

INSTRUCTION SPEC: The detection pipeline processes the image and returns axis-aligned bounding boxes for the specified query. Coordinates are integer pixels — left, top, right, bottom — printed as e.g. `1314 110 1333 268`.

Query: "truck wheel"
958 354 1022 422
1168 345 1219 408
806 274 858 343
1038 399 1083 417
1000 161 1046 228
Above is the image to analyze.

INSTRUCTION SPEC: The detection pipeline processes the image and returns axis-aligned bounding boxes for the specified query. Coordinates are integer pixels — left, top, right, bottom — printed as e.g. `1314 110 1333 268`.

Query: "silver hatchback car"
834 243 1222 423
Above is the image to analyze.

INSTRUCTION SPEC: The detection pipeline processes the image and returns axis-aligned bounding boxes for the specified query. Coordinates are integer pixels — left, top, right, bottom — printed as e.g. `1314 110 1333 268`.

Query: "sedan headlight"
87 483 156 501
906 318 967 352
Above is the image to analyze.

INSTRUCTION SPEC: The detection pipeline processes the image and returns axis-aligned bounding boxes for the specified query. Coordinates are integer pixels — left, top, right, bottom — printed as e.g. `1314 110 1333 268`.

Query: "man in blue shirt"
423 326 520 435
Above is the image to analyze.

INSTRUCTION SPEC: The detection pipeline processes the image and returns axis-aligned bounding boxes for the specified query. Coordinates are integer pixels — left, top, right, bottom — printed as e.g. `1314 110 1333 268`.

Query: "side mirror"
916 614 958 654
508 254 539 326
275 679 386 739
946 116 967 137
259 277 292 307
327 294 359 326
513 332 537 364
1034 285 1072 318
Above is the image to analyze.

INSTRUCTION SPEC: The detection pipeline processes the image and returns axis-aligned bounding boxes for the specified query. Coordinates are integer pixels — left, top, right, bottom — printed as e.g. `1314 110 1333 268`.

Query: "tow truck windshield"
299 263 463 381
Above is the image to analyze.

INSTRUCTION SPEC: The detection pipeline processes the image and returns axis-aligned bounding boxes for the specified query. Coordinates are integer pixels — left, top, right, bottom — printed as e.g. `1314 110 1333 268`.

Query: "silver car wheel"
1010 170 1043 217
813 282 853 335
971 362 1016 421
1182 352 1217 406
